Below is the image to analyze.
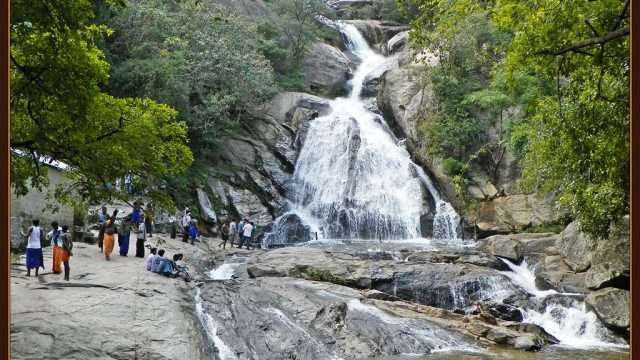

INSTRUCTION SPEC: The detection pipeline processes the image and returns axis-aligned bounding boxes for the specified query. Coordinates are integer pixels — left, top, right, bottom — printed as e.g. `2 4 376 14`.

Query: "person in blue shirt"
151 249 165 273
188 219 199 245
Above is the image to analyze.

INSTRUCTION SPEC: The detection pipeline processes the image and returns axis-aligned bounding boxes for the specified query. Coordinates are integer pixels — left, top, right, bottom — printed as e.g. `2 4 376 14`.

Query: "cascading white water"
280 23 461 242
499 258 628 349
194 288 237 360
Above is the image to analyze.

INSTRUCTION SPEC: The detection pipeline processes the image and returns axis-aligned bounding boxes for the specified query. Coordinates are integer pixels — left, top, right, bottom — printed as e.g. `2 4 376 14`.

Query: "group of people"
97 202 154 260
22 202 261 283
23 220 74 281
219 218 254 250
144 247 189 281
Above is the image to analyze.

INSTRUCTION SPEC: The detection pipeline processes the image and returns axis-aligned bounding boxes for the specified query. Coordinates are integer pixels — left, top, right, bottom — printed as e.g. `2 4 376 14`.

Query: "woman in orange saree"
48 221 63 273
103 217 117 260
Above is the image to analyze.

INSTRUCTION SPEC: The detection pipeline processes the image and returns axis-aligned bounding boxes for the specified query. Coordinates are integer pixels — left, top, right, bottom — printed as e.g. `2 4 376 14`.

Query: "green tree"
404 0 630 238
105 0 278 154
10 0 193 208
495 0 629 239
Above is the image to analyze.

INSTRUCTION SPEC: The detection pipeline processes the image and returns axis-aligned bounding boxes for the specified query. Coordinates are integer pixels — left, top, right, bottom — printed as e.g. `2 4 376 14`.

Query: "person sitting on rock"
150 249 165 273
157 254 177 277
145 247 158 271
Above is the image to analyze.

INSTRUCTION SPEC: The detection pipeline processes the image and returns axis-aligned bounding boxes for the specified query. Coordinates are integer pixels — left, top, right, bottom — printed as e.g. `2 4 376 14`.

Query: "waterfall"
268 22 461 245
498 258 628 349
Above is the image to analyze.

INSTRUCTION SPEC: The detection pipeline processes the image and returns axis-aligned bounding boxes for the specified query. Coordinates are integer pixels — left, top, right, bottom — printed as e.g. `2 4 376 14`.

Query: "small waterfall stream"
267 22 461 246
499 258 628 349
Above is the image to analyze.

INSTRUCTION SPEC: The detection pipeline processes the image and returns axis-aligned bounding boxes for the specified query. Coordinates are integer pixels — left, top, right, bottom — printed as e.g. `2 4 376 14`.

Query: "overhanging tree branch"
95 114 126 141
536 26 629 56
611 0 630 31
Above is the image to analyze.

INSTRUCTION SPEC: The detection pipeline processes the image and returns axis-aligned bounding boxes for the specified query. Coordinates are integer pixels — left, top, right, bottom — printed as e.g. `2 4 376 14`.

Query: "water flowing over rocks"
184 14 630 358
343 20 410 50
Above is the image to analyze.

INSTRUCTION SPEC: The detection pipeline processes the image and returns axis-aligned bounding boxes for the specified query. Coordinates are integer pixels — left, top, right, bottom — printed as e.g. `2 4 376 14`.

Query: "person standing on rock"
236 219 245 247
188 218 199 245
240 220 253 250
103 214 118 261
60 225 73 281
144 204 154 238
219 220 230 249
48 221 63 274
97 206 108 252
118 215 132 257
181 210 192 243
229 219 237 246
24 219 45 277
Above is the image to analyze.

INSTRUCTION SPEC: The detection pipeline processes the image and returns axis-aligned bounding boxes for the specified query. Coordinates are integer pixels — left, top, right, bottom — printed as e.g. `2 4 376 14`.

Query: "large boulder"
534 255 588 294
386 30 409 55
482 235 522 262
476 194 559 236
377 65 432 143
585 288 630 332
265 92 330 124
556 216 629 277
303 42 353 97
585 262 629 290
556 221 592 272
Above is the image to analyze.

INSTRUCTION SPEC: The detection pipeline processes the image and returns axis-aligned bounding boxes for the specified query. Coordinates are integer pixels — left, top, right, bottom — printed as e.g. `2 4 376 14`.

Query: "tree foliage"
403 0 630 239
104 0 278 154
10 0 193 208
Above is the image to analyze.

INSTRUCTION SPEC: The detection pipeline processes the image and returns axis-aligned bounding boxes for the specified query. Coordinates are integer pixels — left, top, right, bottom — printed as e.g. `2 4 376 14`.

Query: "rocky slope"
11 234 214 360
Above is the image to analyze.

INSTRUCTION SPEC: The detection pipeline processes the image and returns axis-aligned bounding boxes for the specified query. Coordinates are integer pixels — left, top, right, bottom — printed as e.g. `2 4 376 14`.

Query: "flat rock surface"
11 233 212 360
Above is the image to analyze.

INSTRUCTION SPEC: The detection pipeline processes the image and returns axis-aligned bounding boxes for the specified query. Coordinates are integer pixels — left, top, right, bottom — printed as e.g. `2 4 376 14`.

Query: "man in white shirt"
24 219 45 276
240 220 254 250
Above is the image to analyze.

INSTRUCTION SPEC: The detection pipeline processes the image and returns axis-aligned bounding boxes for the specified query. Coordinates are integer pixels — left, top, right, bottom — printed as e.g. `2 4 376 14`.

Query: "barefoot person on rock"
47 221 63 274
24 219 45 277
119 215 132 257
60 225 74 281
219 220 230 249
103 211 118 261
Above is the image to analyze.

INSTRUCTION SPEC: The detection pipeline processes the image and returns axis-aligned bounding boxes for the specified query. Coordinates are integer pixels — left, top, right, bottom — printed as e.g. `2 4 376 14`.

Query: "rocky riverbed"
11 229 630 359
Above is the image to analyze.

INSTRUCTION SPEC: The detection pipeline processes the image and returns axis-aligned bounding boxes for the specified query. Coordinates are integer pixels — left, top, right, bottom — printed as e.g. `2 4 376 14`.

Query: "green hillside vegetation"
401 0 629 239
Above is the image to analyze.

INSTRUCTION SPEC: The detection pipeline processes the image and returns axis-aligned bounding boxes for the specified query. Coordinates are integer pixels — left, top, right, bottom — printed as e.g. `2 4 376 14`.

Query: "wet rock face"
246 247 529 312
197 278 475 359
585 288 630 332
207 92 333 226
262 213 311 248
